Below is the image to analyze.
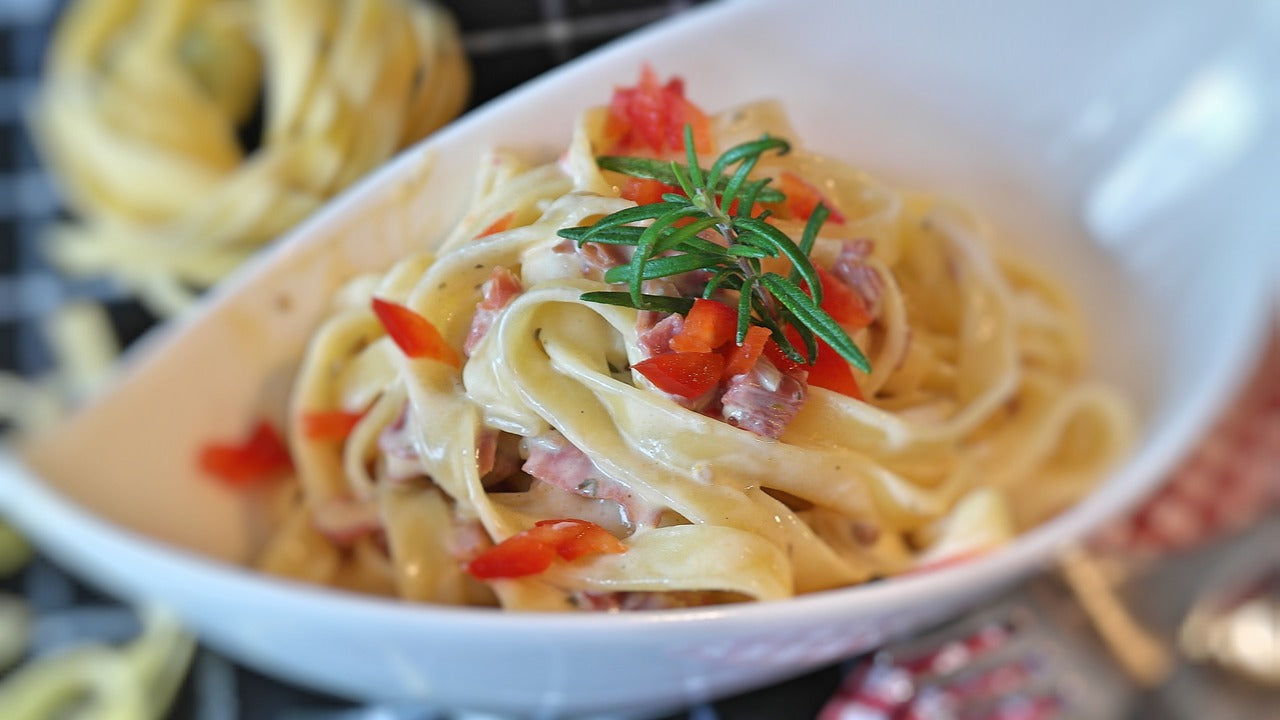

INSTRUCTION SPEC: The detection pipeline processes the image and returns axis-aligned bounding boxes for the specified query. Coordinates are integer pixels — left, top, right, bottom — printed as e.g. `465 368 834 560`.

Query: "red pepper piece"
806 266 873 329
763 327 864 399
476 212 515 238
620 177 681 205
723 325 772 377
669 299 737 353
532 519 627 561
605 65 712 156
370 297 462 368
633 351 726 399
465 532 557 580
806 336 865 400
466 519 626 579
198 420 293 487
300 410 364 441
779 171 846 224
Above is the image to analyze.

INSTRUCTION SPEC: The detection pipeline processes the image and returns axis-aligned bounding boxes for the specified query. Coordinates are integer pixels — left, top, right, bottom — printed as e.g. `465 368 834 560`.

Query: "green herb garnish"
557 126 871 373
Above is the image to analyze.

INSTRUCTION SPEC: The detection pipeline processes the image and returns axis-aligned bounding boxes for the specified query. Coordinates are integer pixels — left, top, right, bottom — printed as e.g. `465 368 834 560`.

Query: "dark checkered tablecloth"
0 1 853 718
0 0 719 381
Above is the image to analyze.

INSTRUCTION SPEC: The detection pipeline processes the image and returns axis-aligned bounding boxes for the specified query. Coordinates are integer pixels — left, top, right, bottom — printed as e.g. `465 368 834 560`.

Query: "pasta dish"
206 68 1133 611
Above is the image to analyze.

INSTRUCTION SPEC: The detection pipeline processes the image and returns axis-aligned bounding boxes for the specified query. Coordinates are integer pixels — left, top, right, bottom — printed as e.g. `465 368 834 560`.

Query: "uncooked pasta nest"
33 0 471 316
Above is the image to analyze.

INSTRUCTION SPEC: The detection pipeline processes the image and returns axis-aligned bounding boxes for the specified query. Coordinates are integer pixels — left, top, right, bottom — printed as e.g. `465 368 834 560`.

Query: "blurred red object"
1092 329 1280 557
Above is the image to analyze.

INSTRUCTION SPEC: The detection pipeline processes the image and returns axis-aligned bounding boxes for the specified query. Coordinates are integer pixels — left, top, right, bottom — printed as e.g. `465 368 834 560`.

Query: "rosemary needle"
558 125 871 374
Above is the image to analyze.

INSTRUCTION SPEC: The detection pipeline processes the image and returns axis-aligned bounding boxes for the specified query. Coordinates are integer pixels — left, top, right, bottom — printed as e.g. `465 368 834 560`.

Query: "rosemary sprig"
558 126 871 374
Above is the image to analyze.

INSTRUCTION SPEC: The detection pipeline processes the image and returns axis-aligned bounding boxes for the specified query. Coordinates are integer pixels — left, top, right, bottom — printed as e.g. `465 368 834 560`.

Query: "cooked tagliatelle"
249 69 1133 611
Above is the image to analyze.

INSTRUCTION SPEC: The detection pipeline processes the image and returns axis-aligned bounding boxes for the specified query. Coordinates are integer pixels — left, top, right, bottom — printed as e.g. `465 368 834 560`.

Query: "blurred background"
0 1 1276 719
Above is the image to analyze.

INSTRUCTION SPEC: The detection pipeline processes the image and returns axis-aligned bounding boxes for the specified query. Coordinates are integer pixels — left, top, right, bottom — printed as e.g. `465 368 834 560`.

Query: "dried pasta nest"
33 0 471 316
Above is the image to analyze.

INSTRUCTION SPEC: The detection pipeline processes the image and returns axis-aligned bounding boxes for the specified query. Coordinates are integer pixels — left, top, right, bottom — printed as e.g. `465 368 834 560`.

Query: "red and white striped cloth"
819 326 1279 720
1092 328 1280 557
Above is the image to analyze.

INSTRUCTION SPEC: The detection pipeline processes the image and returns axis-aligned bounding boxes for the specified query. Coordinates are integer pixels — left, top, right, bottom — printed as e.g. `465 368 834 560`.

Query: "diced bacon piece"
551 238 631 282
637 313 683 358
833 239 885 318
476 428 522 484
378 404 424 484
666 267 712 299
635 279 680 332
580 242 630 279
477 428 498 477
464 267 523 356
449 519 491 561
313 497 382 545
720 357 808 439
522 431 660 528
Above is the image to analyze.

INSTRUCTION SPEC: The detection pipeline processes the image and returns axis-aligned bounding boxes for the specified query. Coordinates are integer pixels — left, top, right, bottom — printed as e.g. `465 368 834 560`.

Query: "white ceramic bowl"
4 1 1278 716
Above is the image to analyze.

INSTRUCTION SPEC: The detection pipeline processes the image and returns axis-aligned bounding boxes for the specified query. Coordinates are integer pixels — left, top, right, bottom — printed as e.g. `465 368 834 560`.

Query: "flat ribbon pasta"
258 95 1133 611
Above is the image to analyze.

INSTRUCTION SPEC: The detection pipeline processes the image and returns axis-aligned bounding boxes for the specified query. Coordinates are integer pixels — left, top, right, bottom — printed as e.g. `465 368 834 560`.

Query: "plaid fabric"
0 0 61 377
1092 332 1280 557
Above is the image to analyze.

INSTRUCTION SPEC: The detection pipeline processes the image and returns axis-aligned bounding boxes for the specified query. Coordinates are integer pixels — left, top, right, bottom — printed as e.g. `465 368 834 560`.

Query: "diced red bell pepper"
807 337 864 400
198 420 293 487
604 65 712 156
465 518 626 579
532 519 627 561
762 327 864 399
476 211 515 238
465 532 557 579
371 297 462 368
762 335 803 375
806 266 873 329
726 197 764 217
723 325 772 377
300 410 364 441
620 177 681 205
633 351 725 399
669 299 737 353
779 171 846 224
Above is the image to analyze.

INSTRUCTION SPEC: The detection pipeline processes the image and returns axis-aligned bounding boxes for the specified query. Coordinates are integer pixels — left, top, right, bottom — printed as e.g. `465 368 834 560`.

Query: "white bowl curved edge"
4 0 1279 715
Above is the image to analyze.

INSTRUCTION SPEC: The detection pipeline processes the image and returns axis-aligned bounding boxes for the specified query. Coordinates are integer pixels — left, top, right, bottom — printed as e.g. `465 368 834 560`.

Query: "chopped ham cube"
477 428 522 484
720 357 808 439
476 428 498 477
552 238 631 281
522 431 660 528
449 519 491 561
634 279 680 332
463 267 523 356
313 497 382 545
833 239 884 318
378 405 425 484
637 313 683 359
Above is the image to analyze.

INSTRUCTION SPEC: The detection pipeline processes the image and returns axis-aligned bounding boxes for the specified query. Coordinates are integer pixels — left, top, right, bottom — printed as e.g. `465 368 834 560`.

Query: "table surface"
1 2 1276 719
